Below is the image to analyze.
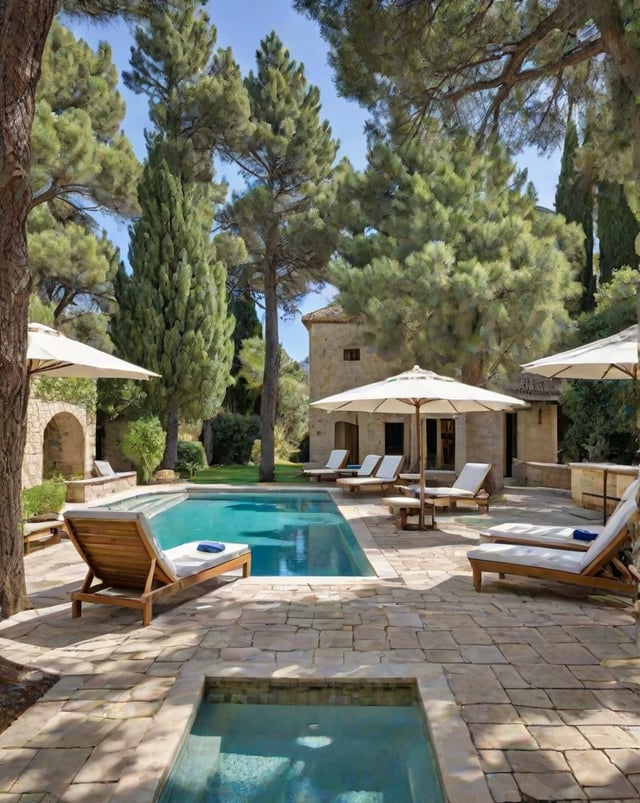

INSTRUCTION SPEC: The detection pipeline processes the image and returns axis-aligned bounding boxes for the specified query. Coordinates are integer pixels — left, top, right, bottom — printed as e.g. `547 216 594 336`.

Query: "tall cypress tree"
113 0 249 469
221 32 340 481
555 119 594 312
597 181 640 283
113 139 234 469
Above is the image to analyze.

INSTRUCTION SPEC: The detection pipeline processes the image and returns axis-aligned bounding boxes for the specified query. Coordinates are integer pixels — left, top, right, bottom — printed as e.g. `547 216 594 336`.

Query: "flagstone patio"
1 484 640 802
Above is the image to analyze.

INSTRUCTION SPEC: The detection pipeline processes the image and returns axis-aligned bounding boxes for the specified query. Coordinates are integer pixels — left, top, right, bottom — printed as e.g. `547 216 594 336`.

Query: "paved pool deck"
1 483 640 802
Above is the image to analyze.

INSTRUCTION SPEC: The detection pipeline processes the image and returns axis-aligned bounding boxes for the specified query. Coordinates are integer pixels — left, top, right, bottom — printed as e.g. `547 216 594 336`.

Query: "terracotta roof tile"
301 304 355 328
503 372 562 400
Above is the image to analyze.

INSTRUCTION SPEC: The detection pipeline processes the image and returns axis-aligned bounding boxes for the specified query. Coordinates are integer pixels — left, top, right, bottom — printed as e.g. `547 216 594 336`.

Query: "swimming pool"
103 490 374 577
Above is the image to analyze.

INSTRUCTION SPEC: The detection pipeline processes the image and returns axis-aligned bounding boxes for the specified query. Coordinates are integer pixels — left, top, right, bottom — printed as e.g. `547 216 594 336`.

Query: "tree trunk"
259 263 280 482
0 2 56 618
161 407 179 470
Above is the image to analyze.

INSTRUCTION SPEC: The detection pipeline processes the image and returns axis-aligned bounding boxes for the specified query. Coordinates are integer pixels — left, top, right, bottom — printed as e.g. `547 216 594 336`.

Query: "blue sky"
70 1 560 362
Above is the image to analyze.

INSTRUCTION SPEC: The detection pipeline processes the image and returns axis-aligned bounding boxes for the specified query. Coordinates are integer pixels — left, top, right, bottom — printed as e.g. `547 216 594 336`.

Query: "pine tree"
332 129 582 385
597 181 640 283
28 20 141 336
113 139 234 469
113 0 248 469
221 32 340 481
555 120 594 312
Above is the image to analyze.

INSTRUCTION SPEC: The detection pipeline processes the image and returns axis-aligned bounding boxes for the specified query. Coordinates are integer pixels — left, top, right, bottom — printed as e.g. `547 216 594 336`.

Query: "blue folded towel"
197 541 226 553
572 529 598 542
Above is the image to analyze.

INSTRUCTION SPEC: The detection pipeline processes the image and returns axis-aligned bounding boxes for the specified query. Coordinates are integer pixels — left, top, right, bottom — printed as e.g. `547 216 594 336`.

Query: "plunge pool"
158 679 446 803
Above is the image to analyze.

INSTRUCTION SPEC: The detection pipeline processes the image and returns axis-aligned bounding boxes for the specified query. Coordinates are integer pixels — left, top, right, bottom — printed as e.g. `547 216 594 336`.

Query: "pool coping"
108 660 493 803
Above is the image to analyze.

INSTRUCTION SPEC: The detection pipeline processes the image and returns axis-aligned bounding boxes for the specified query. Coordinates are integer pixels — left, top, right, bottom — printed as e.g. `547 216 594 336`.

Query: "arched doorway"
43 412 85 479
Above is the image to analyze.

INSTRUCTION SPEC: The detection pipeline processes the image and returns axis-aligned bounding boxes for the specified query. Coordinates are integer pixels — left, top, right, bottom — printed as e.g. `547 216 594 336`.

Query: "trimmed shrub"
23 479 66 520
208 412 260 465
121 417 165 484
176 440 206 479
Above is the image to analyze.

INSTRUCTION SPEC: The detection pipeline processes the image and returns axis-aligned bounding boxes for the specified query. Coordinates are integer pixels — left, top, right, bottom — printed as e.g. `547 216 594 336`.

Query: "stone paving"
1 484 640 801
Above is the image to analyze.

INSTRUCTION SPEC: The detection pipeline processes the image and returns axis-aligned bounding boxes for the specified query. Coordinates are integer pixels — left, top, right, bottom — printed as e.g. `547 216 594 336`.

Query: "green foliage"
223 296 262 415
560 381 637 464
120 417 165 484
96 378 147 422
123 0 250 179
597 181 640 283
207 412 261 465
555 120 595 312
23 480 66 520
238 337 309 458
175 440 207 479
32 377 97 414
29 21 140 333
331 128 582 385
250 438 261 464
28 296 55 325
577 267 639 342
295 0 601 152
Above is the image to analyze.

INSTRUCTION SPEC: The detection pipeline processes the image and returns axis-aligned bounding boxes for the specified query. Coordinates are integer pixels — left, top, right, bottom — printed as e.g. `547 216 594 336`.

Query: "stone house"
302 305 561 493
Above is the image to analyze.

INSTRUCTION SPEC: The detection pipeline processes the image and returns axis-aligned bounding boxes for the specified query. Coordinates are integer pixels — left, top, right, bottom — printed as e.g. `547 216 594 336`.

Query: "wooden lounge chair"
467 497 640 596
478 477 640 550
383 462 491 529
64 508 251 626
23 515 67 555
336 455 404 494
303 449 349 481
336 454 382 478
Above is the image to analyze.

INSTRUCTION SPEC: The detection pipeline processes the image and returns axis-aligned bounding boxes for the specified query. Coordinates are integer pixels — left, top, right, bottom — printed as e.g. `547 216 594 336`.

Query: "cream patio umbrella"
521 325 637 380
27 323 160 380
522 324 639 525
311 365 526 529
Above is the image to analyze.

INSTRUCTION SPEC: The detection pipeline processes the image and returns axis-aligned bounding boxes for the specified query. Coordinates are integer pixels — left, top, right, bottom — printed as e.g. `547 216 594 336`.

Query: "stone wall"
517 403 558 463
457 411 504 494
101 419 136 472
511 459 570 490
23 398 94 489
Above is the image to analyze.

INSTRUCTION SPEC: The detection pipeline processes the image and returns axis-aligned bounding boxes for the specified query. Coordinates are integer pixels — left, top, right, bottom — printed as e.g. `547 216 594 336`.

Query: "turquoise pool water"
104 491 374 577
159 699 445 802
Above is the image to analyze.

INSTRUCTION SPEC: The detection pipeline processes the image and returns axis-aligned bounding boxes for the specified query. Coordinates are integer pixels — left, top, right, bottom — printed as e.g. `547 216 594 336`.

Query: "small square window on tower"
343 348 360 361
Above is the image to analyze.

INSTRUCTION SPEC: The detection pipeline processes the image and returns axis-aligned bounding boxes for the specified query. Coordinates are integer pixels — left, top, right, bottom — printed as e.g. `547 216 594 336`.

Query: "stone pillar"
459 412 505 494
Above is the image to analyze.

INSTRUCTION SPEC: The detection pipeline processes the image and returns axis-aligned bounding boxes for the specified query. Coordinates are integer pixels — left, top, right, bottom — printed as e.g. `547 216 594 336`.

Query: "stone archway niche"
22 399 95 489
43 412 84 479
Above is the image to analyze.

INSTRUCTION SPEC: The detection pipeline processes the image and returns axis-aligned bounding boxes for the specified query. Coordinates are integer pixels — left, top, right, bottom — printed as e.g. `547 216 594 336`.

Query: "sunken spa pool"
158 679 446 802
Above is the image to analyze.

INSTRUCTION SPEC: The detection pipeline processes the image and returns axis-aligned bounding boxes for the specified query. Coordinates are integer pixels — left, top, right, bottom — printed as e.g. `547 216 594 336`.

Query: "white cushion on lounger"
383 496 422 509
468 496 638 575
164 541 251 578
483 523 592 538
466 542 585 574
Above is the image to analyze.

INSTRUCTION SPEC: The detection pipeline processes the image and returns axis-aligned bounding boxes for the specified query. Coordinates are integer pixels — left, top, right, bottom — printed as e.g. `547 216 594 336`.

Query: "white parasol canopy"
311 365 526 528
27 323 160 380
521 325 637 381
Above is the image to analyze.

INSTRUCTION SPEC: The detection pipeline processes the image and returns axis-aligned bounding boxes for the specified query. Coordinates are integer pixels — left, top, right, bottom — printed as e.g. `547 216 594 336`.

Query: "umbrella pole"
417 405 425 530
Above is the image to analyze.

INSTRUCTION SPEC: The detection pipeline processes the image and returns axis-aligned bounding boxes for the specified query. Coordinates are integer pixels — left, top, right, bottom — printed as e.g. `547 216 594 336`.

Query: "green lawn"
192 462 310 485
